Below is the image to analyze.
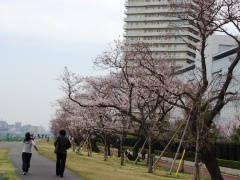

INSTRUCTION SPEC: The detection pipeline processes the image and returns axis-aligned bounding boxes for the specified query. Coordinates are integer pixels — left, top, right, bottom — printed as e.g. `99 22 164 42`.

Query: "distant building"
7 124 15 130
21 124 32 132
29 125 46 134
0 120 8 131
15 122 22 130
0 119 48 136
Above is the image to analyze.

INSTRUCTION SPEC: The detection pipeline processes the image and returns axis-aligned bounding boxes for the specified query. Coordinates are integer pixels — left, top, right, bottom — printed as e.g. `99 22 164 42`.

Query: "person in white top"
22 132 38 175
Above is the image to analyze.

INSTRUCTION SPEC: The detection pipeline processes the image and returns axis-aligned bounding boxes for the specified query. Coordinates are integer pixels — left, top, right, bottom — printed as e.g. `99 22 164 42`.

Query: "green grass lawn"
37 139 195 180
0 148 19 180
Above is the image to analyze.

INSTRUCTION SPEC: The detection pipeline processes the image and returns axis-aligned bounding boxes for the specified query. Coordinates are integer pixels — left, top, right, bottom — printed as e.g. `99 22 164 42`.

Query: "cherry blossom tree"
152 0 240 179
58 40 179 172
53 0 240 177
217 118 240 142
53 80 133 160
51 98 85 140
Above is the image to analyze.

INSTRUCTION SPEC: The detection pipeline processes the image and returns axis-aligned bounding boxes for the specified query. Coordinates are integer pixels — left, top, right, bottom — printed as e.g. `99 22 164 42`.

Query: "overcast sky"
0 0 125 130
0 1 239 131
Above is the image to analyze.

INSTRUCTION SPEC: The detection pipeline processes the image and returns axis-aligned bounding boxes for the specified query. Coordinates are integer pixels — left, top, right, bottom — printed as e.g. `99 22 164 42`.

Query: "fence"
122 138 240 161
0 133 25 141
214 143 240 161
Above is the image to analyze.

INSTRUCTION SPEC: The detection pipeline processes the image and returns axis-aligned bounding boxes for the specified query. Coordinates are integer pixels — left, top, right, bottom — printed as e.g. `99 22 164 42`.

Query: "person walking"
54 129 71 178
22 132 38 175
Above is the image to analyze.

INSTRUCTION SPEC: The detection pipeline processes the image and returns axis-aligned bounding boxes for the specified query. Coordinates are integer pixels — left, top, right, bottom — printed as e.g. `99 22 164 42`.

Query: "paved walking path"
158 161 240 180
0 141 82 180
1 141 239 180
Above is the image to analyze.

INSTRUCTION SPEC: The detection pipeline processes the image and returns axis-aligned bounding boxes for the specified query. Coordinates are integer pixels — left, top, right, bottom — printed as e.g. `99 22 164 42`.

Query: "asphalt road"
0 141 82 180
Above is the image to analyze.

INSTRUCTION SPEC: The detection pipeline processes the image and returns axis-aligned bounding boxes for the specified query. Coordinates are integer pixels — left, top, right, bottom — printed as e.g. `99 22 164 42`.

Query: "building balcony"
153 54 195 61
124 0 183 7
149 47 196 54
125 1 169 7
124 8 185 15
124 16 181 22
171 54 195 61
124 23 194 30
133 30 197 41
181 32 200 41
124 38 198 46
123 31 197 37
124 9 169 15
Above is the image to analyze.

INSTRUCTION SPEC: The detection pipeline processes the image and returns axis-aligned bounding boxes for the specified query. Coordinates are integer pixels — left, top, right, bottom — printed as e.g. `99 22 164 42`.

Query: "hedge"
106 144 240 170
217 159 240 170
154 150 240 170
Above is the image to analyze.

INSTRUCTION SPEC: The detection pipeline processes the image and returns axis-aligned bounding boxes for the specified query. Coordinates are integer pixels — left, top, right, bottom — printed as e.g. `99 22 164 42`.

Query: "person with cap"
22 132 38 175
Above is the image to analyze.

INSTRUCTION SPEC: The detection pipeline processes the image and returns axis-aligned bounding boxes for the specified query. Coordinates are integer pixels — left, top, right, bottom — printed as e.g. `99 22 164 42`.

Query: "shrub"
217 159 240 170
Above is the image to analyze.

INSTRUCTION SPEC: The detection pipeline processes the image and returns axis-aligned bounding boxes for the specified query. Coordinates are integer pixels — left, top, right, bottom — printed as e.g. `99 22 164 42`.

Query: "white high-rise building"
211 46 240 123
176 35 237 123
124 0 199 67
195 35 236 81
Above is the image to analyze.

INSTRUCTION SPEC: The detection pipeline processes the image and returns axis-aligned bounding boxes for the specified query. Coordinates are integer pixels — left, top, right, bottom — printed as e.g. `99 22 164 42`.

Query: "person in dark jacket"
54 129 71 177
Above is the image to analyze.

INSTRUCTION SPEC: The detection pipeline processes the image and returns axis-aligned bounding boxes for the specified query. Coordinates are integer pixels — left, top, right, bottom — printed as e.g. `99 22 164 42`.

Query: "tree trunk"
119 136 122 158
87 144 92 156
133 143 139 160
103 136 108 161
180 159 184 172
120 135 124 166
87 134 92 156
107 144 111 156
121 151 125 166
72 142 75 152
199 143 223 180
117 148 121 158
147 137 153 173
91 140 100 152
194 125 200 180
104 145 108 161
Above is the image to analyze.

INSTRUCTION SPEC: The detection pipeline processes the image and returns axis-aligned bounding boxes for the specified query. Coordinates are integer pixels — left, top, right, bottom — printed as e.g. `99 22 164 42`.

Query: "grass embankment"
0 148 19 180
37 139 196 180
